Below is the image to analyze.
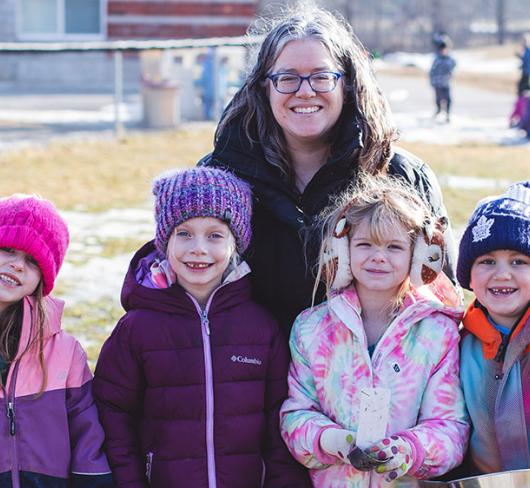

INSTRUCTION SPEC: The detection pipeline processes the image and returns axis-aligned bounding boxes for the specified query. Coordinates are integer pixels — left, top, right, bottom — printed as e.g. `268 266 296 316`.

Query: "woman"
201 4 455 335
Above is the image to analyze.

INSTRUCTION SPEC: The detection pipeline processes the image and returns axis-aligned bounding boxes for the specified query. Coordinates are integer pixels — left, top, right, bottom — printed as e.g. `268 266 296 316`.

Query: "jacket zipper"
189 292 219 488
3 360 21 488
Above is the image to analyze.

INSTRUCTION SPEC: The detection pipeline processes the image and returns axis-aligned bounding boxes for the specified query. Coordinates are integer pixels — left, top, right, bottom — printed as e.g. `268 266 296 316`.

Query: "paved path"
0 72 527 150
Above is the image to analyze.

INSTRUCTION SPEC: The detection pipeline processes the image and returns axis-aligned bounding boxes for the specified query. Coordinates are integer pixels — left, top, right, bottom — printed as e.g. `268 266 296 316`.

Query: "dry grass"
1 129 526 229
400 141 529 228
0 127 215 211
400 141 529 180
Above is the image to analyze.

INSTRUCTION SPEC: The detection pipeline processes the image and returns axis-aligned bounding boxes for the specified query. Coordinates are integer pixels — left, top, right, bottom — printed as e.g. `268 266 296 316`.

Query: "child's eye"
512 258 529 266
209 232 225 239
478 258 495 265
355 242 371 248
175 230 190 238
0 247 15 253
26 255 39 267
388 244 405 251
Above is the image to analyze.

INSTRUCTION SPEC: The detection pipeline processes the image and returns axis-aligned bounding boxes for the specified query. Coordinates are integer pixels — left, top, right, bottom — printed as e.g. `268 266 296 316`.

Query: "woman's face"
267 38 344 149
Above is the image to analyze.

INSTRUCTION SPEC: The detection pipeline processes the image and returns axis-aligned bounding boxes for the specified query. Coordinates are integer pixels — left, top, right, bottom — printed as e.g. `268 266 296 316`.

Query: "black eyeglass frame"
266 71 344 94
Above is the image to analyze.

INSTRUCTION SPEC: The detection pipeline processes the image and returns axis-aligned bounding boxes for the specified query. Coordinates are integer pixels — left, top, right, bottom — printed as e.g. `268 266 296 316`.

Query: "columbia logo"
393 363 401 373
231 355 262 366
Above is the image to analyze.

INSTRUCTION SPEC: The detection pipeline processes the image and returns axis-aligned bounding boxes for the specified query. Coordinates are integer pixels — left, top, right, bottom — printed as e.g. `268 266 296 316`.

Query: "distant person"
196 49 229 120
429 41 456 122
196 49 215 120
457 181 530 475
93 167 310 487
0 195 113 487
516 33 530 96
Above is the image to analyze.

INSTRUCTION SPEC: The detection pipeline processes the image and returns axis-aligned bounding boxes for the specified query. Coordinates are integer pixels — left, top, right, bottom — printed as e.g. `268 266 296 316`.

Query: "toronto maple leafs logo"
472 215 494 242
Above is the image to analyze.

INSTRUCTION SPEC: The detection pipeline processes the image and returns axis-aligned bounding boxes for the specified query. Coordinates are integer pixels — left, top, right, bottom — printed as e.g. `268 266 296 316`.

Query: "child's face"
349 218 412 300
470 249 530 329
0 247 42 313
167 217 235 305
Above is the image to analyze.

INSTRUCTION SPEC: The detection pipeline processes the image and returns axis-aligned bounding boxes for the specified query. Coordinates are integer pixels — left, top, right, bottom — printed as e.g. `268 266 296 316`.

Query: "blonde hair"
0 281 48 396
314 173 431 312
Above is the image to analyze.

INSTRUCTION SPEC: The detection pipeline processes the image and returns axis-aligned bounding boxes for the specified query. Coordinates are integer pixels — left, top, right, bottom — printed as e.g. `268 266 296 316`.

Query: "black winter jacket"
200 114 455 336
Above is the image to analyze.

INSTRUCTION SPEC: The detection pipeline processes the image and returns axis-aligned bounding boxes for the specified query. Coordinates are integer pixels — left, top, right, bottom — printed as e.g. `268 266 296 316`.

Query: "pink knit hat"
0 194 70 296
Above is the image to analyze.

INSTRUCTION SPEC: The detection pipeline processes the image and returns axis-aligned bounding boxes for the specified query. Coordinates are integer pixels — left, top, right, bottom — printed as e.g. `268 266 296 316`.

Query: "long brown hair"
0 281 48 395
216 2 397 182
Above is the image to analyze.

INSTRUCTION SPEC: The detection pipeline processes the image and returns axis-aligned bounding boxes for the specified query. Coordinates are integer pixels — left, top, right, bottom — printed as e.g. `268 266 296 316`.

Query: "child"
429 41 456 122
93 168 310 487
457 180 530 475
280 175 469 487
0 194 113 487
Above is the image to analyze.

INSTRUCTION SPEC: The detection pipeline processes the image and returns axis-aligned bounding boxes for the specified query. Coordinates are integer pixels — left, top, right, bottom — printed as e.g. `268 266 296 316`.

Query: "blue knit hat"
457 180 530 290
152 167 253 255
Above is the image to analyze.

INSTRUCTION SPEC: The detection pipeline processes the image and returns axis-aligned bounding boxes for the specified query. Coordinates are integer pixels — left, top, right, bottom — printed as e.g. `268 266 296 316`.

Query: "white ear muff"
410 218 446 289
326 217 354 290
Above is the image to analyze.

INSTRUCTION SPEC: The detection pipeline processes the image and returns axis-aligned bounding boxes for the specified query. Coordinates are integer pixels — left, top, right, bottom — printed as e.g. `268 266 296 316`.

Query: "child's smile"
470 249 530 328
0 247 41 313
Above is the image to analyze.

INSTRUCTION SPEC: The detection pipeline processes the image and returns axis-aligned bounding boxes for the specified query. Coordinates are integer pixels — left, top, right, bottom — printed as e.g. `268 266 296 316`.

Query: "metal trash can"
412 469 530 487
142 79 180 129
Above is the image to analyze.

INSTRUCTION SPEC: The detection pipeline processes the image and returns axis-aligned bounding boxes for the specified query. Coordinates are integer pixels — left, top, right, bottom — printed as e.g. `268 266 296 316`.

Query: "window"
18 0 105 39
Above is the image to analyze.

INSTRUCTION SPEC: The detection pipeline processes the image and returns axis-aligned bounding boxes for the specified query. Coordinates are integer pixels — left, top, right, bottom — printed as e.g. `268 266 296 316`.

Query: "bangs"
350 203 419 245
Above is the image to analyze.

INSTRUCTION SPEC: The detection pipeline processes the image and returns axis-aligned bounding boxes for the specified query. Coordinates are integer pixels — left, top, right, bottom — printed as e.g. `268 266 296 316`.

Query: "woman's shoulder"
388 147 444 214
388 147 433 180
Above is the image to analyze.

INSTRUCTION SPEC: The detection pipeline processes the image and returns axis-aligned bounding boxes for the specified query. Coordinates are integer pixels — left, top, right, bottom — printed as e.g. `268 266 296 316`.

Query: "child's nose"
190 237 207 254
493 263 512 280
371 248 386 262
9 256 24 271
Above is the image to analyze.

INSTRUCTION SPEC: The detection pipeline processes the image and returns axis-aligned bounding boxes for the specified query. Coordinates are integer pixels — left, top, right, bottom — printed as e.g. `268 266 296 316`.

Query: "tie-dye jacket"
280 286 469 488
460 303 530 474
0 295 113 488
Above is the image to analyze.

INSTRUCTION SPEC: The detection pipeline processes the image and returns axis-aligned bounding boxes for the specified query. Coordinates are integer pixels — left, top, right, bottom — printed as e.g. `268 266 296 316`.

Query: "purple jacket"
0 296 113 488
93 242 310 488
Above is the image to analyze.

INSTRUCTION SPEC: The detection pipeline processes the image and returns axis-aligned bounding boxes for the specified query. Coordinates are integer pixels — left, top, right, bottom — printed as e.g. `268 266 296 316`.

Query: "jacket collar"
122 241 253 315
328 282 462 341
16 295 64 361
463 300 530 361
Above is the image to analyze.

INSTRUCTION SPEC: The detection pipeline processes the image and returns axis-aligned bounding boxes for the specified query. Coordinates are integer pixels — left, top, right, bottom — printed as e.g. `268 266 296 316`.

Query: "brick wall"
107 0 256 39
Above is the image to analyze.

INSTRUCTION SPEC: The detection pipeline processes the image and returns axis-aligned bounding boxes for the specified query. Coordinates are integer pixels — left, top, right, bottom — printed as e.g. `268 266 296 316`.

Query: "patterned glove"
319 428 356 463
369 435 414 482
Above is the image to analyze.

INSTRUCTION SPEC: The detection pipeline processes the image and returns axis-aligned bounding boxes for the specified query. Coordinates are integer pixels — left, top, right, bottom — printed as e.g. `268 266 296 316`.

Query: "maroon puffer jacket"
93 242 310 488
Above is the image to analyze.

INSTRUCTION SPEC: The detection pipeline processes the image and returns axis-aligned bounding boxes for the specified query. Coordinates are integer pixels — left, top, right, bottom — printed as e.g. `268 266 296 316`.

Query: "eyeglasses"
267 71 343 94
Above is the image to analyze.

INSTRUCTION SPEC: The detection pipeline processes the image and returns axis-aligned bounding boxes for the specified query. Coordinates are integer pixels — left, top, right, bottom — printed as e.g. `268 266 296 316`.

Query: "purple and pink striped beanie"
152 167 252 255
0 194 70 296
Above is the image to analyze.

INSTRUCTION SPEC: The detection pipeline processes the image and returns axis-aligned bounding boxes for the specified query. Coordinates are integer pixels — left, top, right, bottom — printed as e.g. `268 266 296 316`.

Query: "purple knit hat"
152 167 252 255
0 194 70 296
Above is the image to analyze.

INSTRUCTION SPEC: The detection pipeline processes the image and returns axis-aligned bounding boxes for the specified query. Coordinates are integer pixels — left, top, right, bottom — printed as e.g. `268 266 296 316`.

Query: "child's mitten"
319 428 356 463
369 435 413 482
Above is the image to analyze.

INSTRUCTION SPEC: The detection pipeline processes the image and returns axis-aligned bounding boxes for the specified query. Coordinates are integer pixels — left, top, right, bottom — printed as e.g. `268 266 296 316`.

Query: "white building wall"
0 0 16 41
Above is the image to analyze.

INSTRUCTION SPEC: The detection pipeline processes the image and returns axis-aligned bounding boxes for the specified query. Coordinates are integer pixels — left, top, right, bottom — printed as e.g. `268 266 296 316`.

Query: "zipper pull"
202 311 210 335
7 401 15 436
